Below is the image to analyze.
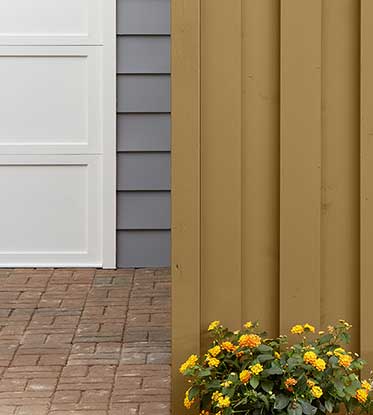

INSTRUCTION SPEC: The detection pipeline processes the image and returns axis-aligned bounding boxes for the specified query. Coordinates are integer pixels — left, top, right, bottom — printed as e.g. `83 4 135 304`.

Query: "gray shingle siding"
116 0 170 268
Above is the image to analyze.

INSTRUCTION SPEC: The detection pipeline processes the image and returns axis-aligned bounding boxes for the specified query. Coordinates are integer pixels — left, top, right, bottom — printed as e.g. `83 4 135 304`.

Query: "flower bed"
180 320 372 415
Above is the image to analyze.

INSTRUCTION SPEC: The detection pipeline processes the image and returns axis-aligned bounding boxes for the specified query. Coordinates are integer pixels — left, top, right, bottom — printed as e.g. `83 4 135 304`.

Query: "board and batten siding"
117 0 170 267
172 0 373 413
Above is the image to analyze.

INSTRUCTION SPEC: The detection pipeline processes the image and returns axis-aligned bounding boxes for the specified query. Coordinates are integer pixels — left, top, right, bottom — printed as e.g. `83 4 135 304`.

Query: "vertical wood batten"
279 0 322 331
361 0 373 372
242 0 280 337
321 0 360 350
171 1 201 413
201 0 242 341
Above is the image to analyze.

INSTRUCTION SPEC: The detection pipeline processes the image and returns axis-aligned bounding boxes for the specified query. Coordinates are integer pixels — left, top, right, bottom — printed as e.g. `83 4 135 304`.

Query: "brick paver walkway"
0 268 171 415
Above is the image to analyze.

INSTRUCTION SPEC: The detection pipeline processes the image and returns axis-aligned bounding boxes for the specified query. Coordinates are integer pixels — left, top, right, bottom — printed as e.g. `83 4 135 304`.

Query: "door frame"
102 0 117 269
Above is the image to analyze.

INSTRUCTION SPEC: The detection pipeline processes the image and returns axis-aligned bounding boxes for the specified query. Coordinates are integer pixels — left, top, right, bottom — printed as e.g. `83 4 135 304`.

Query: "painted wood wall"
172 0 373 413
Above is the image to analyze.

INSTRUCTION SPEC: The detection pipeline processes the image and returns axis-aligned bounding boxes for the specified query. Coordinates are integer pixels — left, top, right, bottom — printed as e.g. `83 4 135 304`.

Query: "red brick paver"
0 268 171 415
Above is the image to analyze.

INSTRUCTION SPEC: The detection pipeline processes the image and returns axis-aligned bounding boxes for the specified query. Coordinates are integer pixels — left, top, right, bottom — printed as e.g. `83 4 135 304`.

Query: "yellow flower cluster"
179 354 198 374
212 392 230 408
244 321 253 329
184 390 195 409
208 320 221 331
362 380 372 391
303 352 326 371
355 388 368 404
239 334 261 348
220 380 232 388
304 323 316 333
208 345 221 357
307 380 316 388
333 347 345 357
311 386 323 398
338 354 353 368
221 341 237 352
291 325 304 334
217 396 230 408
291 323 315 334
206 355 220 368
303 351 317 365
239 370 251 384
313 358 326 372
211 391 221 405
250 363 264 375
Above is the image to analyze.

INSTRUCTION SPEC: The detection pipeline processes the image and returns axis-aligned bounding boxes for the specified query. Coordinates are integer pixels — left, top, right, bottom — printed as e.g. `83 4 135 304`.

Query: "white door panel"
0 155 102 267
0 47 102 154
0 2 116 267
0 0 102 45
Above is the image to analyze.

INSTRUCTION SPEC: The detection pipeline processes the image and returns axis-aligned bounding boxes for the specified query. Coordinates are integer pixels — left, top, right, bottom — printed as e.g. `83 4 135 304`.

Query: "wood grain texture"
321 0 360 351
361 0 373 374
201 0 243 343
242 0 280 337
279 0 322 332
171 0 201 414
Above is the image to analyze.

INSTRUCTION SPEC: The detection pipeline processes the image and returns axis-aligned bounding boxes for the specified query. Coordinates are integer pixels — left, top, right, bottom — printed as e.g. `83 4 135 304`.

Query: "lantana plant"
179 320 372 415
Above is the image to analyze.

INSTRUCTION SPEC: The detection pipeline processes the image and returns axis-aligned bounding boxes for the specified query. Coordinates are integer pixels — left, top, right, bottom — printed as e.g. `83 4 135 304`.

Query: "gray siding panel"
117 153 170 191
117 192 170 229
116 0 170 267
117 230 171 267
117 0 170 35
117 36 170 74
117 114 170 151
117 75 170 113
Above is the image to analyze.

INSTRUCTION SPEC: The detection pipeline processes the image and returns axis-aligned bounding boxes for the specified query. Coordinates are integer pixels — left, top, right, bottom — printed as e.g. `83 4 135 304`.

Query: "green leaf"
300 400 317 415
288 402 303 415
319 334 333 344
228 372 238 381
261 380 274 393
224 408 233 415
188 386 200 400
340 332 350 344
287 357 302 370
250 376 260 389
258 354 274 363
260 394 270 410
257 344 273 353
198 368 211 377
334 380 345 398
328 356 338 366
274 395 290 410
296 374 307 389
345 384 358 397
233 395 248 408
324 401 334 413
265 366 283 375
207 380 221 390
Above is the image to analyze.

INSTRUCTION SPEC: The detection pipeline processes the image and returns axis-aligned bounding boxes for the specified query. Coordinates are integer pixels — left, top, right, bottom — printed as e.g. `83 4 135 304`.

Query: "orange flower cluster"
238 334 261 348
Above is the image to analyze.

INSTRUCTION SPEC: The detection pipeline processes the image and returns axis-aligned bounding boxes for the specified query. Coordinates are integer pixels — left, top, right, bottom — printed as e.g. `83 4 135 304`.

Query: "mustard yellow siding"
172 1 370 413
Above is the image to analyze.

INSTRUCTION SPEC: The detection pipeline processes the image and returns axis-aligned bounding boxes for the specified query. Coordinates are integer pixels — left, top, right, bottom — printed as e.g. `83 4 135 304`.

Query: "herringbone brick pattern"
0 268 171 415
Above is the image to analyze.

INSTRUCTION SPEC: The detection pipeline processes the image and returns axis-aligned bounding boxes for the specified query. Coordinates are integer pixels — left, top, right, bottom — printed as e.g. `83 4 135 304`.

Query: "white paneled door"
0 1 116 267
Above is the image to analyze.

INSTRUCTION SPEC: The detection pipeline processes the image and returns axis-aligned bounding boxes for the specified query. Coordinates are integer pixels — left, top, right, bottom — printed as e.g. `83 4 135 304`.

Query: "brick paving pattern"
0 268 171 415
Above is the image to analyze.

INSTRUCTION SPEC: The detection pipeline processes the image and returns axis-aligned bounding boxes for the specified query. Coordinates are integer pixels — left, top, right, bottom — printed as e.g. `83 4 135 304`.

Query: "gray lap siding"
116 0 171 267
